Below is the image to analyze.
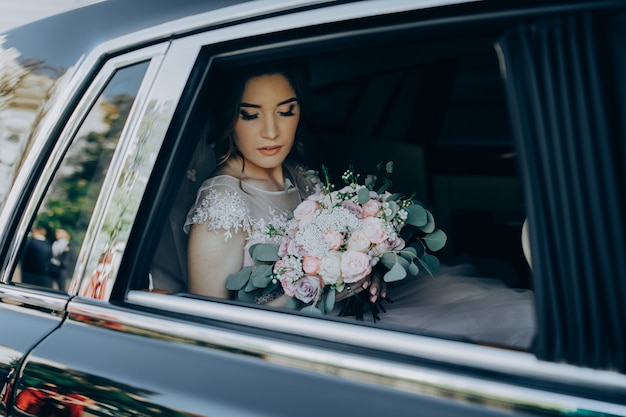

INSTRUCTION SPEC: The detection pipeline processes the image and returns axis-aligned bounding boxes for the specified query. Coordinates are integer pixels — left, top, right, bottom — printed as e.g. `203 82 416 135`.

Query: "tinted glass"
13 61 149 291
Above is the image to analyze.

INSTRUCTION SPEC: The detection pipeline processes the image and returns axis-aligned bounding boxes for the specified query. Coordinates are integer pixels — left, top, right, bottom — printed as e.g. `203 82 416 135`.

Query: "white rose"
319 252 342 285
346 229 371 253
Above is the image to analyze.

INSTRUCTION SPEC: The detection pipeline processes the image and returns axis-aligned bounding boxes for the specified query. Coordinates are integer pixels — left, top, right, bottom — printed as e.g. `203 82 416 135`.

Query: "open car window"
129 9 536 352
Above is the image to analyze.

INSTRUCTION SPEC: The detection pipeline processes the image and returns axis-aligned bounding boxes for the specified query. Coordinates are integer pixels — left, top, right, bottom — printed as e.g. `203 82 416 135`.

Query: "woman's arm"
187 222 246 298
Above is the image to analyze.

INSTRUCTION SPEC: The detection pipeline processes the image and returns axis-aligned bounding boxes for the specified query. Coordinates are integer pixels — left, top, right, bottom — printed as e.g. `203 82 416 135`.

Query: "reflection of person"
50 228 71 290
185 64 535 349
21 225 54 287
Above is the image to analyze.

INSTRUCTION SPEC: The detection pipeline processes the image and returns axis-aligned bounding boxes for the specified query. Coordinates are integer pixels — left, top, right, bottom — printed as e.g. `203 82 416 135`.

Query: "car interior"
147 22 532 308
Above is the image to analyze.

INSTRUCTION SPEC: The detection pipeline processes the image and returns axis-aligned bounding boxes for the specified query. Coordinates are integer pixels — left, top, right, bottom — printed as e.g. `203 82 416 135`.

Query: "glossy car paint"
1 0 626 416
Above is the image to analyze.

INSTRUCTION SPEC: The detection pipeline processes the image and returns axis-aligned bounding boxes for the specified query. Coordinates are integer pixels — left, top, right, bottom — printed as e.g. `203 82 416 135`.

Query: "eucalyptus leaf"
399 249 416 262
385 161 394 174
402 246 418 257
408 262 420 276
226 267 252 291
380 252 398 269
365 174 377 190
324 289 336 313
378 178 392 194
383 262 407 282
423 229 447 252
386 200 400 218
405 204 428 227
251 264 273 288
244 277 259 292
301 305 324 315
237 289 257 302
417 254 441 276
357 187 370 204
251 244 280 262
419 210 436 234
285 297 301 310
410 242 425 257
385 193 403 202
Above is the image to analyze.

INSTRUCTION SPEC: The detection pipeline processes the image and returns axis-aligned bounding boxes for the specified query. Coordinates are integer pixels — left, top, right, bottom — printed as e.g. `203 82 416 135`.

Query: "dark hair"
207 60 311 165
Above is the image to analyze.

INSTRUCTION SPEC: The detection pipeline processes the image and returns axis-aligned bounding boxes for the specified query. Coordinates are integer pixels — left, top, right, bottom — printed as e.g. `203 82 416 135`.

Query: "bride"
184 63 536 350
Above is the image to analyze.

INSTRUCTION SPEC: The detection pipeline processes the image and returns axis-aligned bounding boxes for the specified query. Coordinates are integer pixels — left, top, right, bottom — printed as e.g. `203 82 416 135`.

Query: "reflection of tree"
37 93 135 244
19 361 192 416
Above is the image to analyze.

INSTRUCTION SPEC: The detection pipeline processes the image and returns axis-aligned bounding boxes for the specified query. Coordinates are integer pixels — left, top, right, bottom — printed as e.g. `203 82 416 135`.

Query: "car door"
0 43 167 415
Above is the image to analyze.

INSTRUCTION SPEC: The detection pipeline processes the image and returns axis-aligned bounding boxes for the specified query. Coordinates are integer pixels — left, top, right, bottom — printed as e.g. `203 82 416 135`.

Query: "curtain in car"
497 12 626 372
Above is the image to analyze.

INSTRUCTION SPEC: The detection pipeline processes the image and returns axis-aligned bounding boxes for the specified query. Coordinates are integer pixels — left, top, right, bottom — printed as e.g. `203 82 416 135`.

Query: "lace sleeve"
184 183 251 240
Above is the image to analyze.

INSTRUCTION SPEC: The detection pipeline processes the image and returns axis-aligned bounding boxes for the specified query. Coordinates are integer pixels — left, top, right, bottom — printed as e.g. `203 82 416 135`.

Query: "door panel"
13 301 519 417
0 289 65 415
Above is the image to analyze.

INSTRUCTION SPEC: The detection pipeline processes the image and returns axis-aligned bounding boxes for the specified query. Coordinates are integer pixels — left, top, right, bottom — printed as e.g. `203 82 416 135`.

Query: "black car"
1 0 625 415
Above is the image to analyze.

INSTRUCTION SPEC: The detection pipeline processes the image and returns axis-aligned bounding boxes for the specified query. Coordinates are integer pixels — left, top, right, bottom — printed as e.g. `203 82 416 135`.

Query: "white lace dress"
184 166 536 350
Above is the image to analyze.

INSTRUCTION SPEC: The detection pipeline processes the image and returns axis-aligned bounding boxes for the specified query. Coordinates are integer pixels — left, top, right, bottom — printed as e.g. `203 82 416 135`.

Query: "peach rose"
302 256 321 275
361 216 387 244
323 229 344 251
340 250 372 283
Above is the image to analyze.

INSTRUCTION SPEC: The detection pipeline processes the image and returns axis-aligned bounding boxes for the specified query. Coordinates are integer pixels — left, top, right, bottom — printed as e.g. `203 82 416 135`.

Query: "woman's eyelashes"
239 103 297 120
239 109 258 120
279 103 297 117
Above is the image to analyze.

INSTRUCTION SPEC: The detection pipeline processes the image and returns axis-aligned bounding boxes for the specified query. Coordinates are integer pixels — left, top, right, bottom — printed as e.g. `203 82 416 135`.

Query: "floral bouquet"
226 163 447 318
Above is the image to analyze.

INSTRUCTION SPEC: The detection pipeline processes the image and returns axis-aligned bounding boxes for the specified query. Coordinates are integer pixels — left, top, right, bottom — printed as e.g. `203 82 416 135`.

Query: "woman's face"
233 73 300 175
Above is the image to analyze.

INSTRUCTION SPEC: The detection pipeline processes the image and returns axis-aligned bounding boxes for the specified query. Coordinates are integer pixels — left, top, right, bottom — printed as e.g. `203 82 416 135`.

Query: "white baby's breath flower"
295 206 360 259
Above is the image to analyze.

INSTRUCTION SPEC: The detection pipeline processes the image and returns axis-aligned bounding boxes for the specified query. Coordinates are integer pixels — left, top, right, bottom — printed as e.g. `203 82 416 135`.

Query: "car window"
135 14 535 352
11 61 149 292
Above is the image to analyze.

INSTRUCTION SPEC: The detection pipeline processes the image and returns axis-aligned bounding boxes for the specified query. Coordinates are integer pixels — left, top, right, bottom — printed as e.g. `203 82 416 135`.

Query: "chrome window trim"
0 45 168 287
74 40 202 297
127 291 626 395
87 295 626 415
0 285 68 314
70 45 170 295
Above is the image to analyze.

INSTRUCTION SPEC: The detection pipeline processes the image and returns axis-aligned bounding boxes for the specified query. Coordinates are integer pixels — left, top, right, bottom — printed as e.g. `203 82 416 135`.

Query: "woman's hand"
335 269 386 302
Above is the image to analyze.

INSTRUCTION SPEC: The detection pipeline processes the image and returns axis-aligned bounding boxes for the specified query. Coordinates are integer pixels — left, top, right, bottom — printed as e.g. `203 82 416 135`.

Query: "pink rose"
340 250 372 283
323 229 343 251
307 192 325 202
278 237 291 257
294 275 322 303
361 216 387 244
346 229 371 253
362 200 381 217
279 273 298 297
391 236 405 251
374 237 405 255
302 256 321 275
341 200 363 218
338 185 354 193
287 239 306 257
294 200 319 223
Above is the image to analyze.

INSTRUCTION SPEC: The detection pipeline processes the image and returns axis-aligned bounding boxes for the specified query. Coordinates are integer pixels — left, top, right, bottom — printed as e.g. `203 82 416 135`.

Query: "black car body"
1 0 625 415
